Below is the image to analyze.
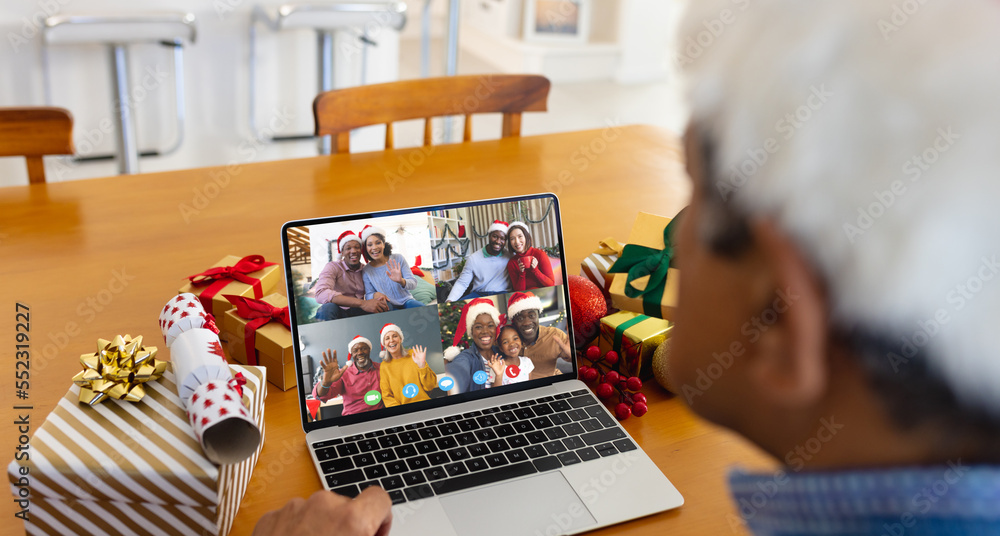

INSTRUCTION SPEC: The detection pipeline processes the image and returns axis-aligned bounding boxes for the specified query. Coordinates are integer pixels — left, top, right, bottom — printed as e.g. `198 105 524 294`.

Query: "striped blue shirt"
362 254 418 306
728 462 1000 535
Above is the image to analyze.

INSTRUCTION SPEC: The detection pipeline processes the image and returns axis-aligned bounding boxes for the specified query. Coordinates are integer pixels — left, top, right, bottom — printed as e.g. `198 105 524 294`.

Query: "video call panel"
285 197 571 424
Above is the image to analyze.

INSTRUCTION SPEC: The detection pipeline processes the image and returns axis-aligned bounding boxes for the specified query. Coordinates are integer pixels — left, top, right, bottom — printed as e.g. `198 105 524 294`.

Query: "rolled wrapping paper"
159 295 262 465
159 293 219 346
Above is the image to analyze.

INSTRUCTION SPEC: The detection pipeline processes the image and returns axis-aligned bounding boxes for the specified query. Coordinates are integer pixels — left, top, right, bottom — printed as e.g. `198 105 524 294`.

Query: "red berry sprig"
578 345 647 420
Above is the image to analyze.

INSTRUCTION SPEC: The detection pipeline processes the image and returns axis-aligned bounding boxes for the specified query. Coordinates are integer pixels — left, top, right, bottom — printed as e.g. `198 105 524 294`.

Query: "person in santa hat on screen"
313 230 389 321
377 323 437 406
507 291 571 380
442 297 503 393
446 220 513 302
311 335 384 416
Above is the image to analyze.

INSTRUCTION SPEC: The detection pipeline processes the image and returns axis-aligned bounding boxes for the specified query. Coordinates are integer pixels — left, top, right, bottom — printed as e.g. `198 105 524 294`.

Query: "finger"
345 487 393 535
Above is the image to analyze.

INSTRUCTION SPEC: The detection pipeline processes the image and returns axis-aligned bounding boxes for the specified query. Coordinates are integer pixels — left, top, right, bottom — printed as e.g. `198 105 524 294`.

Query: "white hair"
681 0 1000 416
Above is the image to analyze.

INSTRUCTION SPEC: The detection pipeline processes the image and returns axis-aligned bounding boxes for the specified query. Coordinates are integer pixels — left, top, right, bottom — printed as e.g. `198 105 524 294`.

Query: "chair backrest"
0 107 74 184
313 75 551 154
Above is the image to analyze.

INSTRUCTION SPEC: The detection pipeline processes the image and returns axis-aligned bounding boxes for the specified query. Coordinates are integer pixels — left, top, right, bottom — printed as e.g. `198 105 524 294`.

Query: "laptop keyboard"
311 389 637 505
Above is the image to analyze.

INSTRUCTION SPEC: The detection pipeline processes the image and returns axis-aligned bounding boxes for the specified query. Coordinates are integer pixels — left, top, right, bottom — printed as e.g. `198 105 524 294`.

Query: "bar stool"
249 2 407 154
42 12 197 175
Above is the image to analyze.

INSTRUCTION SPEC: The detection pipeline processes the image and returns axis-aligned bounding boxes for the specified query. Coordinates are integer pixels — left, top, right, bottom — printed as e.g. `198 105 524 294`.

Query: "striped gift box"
579 238 623 299
8 365 266 536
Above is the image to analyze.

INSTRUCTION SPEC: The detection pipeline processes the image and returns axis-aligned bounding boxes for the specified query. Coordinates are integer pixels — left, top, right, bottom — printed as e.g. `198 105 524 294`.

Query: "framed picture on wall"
523 0 591 44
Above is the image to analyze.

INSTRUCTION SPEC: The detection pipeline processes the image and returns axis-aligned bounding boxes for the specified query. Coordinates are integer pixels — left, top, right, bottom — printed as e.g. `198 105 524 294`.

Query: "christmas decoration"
72 334 166 406
578 344 650 420
580 237 623 300
599 310 671 380
652 338 675 392
608 212 680 320
568 274 608 348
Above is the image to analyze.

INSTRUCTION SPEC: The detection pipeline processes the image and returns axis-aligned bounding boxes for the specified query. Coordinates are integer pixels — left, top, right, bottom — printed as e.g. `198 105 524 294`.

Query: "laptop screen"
281 194 577 431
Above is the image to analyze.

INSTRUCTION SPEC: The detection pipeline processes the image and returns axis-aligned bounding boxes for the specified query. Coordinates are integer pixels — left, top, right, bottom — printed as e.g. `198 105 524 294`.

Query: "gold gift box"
599 311 672 380
579 238 622 299
609 212 680 321
222 293 296 391
179 255 281 321
7 365 267 536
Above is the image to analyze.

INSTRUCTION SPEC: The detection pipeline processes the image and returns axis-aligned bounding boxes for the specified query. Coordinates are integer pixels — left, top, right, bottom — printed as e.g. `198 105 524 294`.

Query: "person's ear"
744 218 829 408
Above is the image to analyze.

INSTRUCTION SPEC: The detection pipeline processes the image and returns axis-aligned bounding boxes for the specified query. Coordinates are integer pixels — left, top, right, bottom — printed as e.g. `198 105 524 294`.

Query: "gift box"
180 255 280 321
599 311 672 380
8 364 266 536
580 238 623 299
608 212 680 321
222 293 296 391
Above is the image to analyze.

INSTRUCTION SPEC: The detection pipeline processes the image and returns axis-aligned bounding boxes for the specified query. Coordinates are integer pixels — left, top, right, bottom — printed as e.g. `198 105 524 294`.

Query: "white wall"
0 0 407 186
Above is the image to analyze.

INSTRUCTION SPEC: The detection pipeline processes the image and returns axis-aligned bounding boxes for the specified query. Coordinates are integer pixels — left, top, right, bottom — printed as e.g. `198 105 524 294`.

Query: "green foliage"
541 245 561 259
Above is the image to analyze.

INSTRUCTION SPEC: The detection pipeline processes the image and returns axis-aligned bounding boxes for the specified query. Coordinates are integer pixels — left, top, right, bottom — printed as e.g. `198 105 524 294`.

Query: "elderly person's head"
671 0 1000 465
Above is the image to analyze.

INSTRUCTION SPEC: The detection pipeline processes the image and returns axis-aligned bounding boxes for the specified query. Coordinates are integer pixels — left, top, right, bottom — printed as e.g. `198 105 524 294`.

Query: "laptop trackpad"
439 472 597 535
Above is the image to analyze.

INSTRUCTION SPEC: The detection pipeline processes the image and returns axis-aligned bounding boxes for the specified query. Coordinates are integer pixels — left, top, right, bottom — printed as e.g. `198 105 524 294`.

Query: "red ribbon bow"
224 294 290 366
186 255 276 312
229 372 248 398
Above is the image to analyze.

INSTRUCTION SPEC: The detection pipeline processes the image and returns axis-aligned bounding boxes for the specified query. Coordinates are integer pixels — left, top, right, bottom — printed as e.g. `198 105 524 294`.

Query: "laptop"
280 193 683 535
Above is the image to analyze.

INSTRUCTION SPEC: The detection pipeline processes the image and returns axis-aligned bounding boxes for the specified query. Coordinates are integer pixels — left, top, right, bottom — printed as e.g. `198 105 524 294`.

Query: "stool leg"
443 0 460 143
110 44 139 174
317 30 334 155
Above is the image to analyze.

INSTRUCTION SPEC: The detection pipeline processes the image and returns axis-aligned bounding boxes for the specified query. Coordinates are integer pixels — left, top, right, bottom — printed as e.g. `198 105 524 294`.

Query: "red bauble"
625 376 643 392
596 383 615 399
585 345 602 361
615 403 632 420
604 371 621 385
604 351 619 365
633 392 647 404
568 275 608 348
632 401 648 417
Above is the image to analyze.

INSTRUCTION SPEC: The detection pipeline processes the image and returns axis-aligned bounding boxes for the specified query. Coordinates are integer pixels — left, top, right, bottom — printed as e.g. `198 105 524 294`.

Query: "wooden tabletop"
0 125 777 536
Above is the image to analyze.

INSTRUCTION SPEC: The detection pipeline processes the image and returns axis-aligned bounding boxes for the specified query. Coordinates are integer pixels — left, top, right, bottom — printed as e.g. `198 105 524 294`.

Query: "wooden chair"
0 107 74 184
313 74 551 154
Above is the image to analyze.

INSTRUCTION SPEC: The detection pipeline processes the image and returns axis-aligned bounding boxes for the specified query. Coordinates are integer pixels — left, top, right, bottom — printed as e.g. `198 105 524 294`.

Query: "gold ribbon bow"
594 238 624 256
72 335 167 406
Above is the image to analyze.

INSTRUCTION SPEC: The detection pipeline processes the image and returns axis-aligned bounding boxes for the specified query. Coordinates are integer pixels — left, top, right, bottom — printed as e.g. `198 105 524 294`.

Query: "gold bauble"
652 338 674 393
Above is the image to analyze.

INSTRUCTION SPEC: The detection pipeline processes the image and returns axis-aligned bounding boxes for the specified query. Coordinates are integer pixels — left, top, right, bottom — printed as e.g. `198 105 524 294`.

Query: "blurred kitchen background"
0 0 688 186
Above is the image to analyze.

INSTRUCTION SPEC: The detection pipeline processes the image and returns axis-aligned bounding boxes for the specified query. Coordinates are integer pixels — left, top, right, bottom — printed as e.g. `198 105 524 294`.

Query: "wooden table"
0 126 777 536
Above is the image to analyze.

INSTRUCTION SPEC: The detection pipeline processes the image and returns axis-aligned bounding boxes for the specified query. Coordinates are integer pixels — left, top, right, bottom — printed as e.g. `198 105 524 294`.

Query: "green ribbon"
612 315 646 354
608 216 680 317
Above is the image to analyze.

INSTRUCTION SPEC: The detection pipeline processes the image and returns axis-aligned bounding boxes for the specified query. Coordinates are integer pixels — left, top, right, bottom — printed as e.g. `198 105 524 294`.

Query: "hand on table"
253 487 392 536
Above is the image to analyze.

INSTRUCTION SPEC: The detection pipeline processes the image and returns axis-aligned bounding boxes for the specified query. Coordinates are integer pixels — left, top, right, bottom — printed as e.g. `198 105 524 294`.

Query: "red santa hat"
346 335 371 355
487 220 509 235
506 291 543 320
443 298 501 361
337 230 362 254
507 221 529 237
361 224 387 243
379 323 403 360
